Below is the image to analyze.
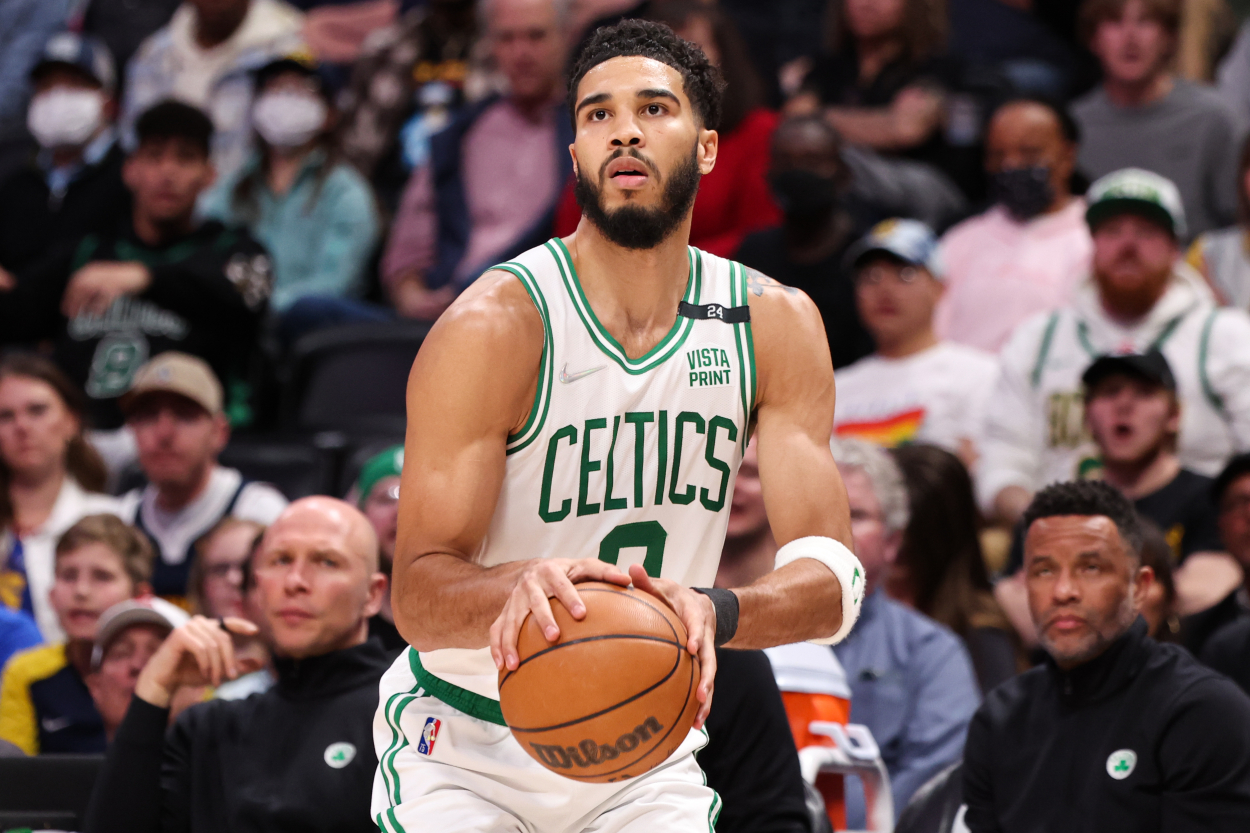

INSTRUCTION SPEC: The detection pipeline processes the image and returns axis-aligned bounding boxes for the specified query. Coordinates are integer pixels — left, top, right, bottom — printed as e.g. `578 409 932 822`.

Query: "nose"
610 113 643 148
283 561 311 594
1053 567 1080 604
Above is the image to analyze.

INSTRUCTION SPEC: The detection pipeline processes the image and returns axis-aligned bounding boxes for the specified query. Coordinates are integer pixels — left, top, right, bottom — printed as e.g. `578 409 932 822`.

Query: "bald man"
84 498 391 833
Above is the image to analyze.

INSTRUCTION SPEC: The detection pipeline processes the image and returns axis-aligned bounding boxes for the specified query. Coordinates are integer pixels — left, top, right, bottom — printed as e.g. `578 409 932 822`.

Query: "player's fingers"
693 640 717 729
547 570 586 620
489 616 504 670
524 577 561 644
574 558 630 585
497 597 528 671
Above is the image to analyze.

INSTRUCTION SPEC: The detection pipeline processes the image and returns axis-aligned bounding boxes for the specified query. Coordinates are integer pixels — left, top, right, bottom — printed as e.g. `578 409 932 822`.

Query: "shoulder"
879 595 969 657
974 665 1048 728
234 481 289 524
417 268 545 377
935 341 998 373
2 644 66 688
1069 87 1105 119
999 308 1069 364
740 265 826 339
1173 79 1239 122
940 207 1001 248
116 489 142 522
1202 616 1250 666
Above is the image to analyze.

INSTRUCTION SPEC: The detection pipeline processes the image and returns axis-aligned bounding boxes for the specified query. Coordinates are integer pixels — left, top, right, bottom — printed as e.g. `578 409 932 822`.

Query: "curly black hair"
1021 480 1144 559
567 19 726 130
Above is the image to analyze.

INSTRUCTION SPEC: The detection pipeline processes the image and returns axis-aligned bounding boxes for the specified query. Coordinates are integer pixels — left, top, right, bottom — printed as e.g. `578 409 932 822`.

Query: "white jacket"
977 264 1250 509
2 479 123 641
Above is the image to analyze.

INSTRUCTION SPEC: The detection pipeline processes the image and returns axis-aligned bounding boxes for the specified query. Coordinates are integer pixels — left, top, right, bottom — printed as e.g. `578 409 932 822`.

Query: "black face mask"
770 169 838 218
992 165 1054 221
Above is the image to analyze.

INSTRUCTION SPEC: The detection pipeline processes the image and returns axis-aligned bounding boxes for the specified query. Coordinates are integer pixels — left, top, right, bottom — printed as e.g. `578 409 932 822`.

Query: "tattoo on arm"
746 267 798 297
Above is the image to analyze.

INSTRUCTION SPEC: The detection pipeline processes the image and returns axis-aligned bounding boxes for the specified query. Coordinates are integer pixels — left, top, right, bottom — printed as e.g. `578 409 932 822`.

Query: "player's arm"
391 272 630 658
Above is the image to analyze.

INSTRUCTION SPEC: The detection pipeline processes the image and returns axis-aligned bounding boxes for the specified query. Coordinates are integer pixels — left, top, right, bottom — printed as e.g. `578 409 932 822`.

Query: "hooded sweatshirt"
977 263 1250 510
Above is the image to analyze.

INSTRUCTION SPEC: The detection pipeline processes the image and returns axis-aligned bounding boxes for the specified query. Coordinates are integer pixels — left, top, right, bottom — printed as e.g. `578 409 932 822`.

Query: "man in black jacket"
964 481 1250 832
84 496 389 833
0 99 271 431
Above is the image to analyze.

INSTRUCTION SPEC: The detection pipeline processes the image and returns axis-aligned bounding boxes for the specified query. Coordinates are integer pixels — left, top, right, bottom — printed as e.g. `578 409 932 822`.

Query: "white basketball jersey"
417 238 757 701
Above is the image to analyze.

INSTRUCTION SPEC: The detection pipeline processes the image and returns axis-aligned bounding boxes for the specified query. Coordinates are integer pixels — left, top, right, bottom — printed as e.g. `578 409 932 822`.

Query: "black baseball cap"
1081 349 1176 395
1213 453 1250 508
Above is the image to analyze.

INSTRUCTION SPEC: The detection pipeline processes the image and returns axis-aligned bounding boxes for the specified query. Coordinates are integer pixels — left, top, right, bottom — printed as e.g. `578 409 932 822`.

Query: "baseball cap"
120 352 223 417
31 32 115 93
845 218 943 278
1085 168 1186 239
1081 349 1177 395
356 445 404 507
92 597 189 669
254 50 327 93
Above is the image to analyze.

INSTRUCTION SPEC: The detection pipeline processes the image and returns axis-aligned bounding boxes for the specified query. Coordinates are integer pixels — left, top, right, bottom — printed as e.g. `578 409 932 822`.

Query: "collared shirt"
833 589 980 829
38 128 117 206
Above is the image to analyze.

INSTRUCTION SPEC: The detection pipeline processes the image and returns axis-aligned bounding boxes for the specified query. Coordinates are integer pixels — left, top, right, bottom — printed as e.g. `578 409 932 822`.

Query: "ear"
201 161 217 191
363 572 388 619
883 529 903 566
133 581 153 599
697 128 718 176
1166 394 1182 435
568 143 579 179
1131 564 1155 612
212 413 231 454
122 156 138 190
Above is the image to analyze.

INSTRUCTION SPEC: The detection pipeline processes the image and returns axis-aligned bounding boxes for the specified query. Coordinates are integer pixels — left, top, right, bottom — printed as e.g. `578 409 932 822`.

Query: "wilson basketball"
498 581 701 783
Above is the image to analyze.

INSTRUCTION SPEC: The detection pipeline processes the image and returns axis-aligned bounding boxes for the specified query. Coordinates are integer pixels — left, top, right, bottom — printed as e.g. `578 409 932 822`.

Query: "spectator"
0 514 153 754
0 0 76 179
0 33 129 284
792 0 970 195
891 444 1023 693
834 219 997 460
77 0 181 78
715 438 853 830
117 353 287 601
1187 135 1250 309
122 0 305 178
979 169 1250 526
0 101 274 435
0 354 120 641
0 606 41 674
936 97 1093 353
963 481 1250 832
84 496 389 833
1197 454 1250 694
735 114 874 368
1138 517 1181 642
553 3 782 257
186 517 263 619
353 445 405 652
380 0 573 320
86 597 187 742
1072 0 1242 239
829 437 980 829
336 0 481 210
201 54 380 337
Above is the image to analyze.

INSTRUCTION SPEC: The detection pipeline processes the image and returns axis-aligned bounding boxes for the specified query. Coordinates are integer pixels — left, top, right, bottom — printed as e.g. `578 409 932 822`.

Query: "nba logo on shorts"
417 717 441 755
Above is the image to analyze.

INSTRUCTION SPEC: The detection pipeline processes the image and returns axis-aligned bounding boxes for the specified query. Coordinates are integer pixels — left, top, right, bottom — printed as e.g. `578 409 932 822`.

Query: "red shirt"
553 108 782 257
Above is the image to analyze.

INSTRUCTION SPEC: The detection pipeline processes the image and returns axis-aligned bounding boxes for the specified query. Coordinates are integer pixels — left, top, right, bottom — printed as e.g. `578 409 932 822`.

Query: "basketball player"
375 20 863 832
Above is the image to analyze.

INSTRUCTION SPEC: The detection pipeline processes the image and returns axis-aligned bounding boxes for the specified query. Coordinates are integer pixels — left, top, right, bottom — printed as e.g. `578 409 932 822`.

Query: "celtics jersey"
416 238 757 704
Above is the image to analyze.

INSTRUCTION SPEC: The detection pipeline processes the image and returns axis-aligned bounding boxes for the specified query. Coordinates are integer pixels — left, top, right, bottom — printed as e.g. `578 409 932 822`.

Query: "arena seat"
218 436 338 499
282 321 431 433
0 753 102 830
894 762 966 833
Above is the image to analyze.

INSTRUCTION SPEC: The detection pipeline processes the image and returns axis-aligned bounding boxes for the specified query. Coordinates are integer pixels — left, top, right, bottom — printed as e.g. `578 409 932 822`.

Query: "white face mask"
27 88 106 149
251 91 327 148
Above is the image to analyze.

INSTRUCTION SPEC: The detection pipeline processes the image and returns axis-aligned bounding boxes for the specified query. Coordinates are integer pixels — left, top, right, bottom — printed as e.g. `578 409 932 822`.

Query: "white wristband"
774 536 864 645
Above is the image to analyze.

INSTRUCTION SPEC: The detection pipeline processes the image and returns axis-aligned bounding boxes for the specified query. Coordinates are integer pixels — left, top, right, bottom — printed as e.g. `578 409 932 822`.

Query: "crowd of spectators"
4 0 1250 831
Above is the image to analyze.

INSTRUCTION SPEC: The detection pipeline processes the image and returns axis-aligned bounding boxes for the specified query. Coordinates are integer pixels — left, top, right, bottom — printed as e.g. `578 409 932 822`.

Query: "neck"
1099 279 1171 324
65 639 92 677
155 464 214 513
1101 447 1180 499
9 466 66 533
509 87 556 121
857 36 903 83
715 528 778 589
50 145 87 169
265 145 312 195
133 207 195 246
194 3 250 50
1045 191 1074 216
565 220 694 357
1103 72 1173 109
876 324 938 359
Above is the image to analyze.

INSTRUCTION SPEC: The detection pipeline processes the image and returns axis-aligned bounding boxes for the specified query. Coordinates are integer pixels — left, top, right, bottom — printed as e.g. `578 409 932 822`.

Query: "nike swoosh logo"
559 363 606 384
41 716 71 733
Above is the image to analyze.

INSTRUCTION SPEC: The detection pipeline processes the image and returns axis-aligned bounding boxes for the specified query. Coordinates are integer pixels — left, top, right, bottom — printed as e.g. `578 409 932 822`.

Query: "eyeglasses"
205 563 244 581
856 265 922 286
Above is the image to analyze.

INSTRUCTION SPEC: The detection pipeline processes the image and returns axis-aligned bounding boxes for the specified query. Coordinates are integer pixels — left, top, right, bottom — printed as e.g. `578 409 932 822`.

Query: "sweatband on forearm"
692 587 739 646
774 536 864 645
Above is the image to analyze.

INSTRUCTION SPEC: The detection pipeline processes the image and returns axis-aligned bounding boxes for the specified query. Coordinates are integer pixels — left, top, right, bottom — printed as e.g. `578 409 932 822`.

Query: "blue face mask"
992 165 1054 221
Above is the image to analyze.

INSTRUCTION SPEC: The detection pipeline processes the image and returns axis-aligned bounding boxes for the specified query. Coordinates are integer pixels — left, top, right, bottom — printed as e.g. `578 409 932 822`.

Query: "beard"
575 145 701 250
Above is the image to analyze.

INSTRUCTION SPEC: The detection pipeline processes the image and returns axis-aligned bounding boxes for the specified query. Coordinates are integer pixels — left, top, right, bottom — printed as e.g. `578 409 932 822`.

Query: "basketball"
497 581 701 783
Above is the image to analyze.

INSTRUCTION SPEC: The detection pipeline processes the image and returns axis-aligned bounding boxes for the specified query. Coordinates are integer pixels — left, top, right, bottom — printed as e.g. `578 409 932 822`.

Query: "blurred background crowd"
5 0 1250 831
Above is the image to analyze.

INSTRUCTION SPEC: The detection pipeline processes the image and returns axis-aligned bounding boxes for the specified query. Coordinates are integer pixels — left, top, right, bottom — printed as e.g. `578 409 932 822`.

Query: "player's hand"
490 558 631 672
134 616 263 709
627 564 718 730
62 261 152 318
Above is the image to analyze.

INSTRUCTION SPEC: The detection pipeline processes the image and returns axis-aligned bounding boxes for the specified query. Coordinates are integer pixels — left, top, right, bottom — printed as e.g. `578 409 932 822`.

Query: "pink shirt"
382 97 559 288
935 199 1093 353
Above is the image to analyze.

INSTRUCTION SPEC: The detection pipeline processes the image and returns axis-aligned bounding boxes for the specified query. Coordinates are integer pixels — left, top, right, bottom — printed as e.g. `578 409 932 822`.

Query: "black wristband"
693 587 739 647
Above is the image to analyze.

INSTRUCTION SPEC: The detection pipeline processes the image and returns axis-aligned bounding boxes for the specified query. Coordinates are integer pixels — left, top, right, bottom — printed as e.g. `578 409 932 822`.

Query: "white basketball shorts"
372 649 722 833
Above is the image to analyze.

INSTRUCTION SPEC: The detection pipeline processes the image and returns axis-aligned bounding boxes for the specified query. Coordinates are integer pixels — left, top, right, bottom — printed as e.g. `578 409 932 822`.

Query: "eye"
645 103 665 116
591 109 608 121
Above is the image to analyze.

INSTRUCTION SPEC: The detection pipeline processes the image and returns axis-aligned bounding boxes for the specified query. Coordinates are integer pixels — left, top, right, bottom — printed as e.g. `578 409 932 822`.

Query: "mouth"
1112 422 1134 441
606 156 651 189
1046 614 1088 635
276 608 314 625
